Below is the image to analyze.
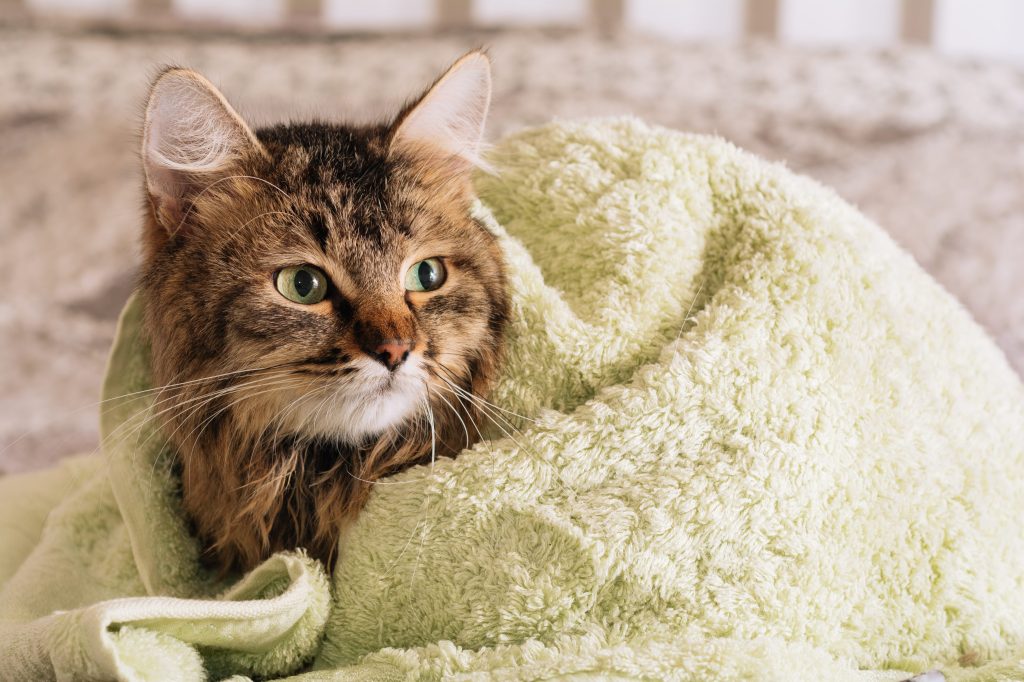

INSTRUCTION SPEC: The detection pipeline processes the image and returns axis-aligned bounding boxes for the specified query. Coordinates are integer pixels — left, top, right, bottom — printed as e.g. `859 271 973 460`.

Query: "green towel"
2 118 1023 681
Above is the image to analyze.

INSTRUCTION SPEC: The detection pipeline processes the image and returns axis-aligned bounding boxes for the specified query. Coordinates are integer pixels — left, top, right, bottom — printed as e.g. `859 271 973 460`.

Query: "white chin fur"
283 355 428 444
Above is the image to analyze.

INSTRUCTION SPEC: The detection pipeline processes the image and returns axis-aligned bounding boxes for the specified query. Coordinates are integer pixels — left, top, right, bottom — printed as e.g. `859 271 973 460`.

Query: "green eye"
405 258 447 292
275 265 328 304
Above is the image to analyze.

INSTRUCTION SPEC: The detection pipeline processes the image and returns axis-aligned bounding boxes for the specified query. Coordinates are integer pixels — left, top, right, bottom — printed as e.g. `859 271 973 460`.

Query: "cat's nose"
373 339 413 371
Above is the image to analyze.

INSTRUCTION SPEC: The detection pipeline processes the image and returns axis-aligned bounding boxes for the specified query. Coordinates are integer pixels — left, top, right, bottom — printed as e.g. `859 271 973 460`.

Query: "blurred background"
1 0 1023 473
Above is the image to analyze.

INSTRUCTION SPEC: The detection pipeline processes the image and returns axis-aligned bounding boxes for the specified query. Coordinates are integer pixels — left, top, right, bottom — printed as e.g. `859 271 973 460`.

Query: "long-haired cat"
139 51 509 574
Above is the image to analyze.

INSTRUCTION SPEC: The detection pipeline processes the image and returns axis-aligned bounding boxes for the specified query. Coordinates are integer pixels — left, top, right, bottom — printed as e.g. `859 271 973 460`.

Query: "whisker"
105 363 297 406
178 376 311 455
104 370 302 452
170 375 313 490
432 368 535 443
138 376 309 487
225 210 295 241
432 360 538 424
425 388 437 469
0 363 308 461
169 174 296 238
110 371 306 477
110 372 300 483
373 409 432 544
432 391 472 451
407 389 438 586
675 278 706 342
452 393 488 445
431 378 544 463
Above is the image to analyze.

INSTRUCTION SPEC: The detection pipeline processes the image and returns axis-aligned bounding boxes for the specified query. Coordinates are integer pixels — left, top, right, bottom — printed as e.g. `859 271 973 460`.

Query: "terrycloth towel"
2 118 1023 681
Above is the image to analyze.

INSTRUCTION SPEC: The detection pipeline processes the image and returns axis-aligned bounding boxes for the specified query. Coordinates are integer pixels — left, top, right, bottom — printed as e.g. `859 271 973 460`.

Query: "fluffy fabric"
2 118 1023 680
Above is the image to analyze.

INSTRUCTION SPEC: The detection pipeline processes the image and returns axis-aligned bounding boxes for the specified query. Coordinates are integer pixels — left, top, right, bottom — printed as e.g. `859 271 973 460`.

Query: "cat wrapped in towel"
1 51 1023 681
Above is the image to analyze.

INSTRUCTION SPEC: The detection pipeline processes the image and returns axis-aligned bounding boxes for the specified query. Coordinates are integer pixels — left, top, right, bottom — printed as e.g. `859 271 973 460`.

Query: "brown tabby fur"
139 56 509 574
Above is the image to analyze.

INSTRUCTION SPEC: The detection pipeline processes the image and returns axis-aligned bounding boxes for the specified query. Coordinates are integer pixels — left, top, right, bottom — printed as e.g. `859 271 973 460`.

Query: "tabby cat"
139 51 509 573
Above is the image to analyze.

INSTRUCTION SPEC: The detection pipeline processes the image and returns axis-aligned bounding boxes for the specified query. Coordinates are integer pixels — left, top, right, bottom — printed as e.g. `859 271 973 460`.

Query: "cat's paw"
901 670 945 682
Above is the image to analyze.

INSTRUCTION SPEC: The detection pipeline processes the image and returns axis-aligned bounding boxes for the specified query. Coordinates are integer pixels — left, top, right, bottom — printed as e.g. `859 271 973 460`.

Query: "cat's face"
138 53 508 571
144 120 504 444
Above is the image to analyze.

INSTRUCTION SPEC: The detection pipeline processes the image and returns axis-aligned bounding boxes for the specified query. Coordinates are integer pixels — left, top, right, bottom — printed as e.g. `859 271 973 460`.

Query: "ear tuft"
390 51 492 170
142 68 263 234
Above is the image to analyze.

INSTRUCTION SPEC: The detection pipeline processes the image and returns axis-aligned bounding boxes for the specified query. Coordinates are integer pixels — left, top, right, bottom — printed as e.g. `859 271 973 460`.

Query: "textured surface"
3 118 1024 680
1 28 1023 473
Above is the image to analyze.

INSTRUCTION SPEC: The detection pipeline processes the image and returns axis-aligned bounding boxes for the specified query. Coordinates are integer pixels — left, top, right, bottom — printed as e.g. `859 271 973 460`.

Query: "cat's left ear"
390 50 492 171
142 68 266 236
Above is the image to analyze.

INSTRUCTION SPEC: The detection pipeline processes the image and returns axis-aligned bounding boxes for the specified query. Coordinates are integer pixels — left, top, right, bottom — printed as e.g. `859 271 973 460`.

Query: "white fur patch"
281 355 429 444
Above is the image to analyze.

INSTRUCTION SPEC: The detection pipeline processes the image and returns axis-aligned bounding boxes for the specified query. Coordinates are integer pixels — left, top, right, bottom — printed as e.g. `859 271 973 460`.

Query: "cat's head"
138 52 509 570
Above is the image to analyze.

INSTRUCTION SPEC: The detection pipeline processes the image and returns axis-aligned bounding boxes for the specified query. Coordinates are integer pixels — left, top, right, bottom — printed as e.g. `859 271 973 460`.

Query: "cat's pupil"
418 261 435 288
294 269 315 297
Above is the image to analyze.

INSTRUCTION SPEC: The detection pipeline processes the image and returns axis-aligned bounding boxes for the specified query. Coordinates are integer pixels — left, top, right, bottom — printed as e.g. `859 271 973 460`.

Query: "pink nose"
373 339 413 371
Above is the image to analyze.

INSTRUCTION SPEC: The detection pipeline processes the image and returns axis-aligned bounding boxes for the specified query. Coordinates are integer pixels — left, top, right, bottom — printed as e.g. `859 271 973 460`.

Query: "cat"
138 51 509 574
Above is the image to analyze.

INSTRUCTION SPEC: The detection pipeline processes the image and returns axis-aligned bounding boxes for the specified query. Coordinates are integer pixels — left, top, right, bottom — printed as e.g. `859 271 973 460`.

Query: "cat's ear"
142 68 264 234
390 50 492 171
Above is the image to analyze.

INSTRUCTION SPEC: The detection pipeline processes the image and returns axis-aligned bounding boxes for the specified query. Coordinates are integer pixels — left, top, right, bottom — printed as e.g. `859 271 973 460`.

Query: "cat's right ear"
142 68 264 236
390 50 491 173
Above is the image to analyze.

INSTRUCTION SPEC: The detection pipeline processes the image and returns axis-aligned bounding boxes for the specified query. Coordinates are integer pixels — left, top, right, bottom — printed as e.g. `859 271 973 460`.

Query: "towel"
2 117 1023 681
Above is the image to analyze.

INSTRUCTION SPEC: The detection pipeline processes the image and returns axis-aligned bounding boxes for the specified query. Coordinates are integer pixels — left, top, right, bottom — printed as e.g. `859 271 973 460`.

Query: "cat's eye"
405 258 447 292
275 265 329 305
